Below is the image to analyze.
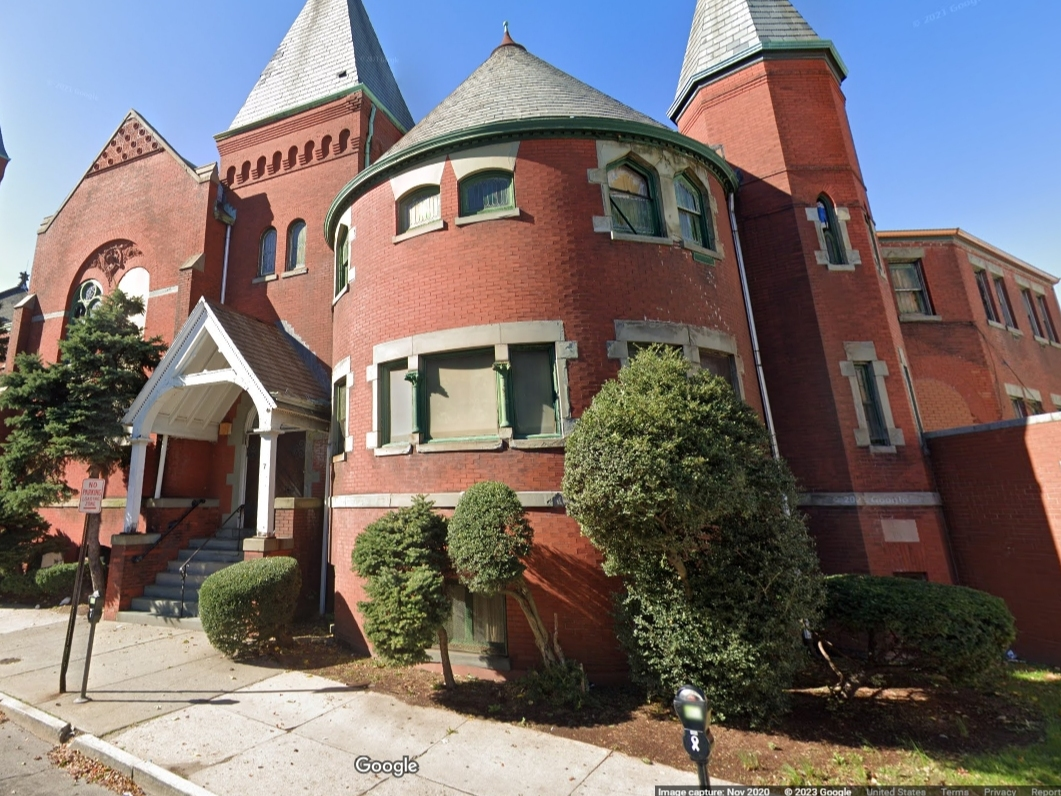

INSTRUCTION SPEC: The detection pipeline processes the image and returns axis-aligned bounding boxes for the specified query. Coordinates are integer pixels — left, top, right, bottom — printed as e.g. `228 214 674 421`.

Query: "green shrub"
351 498 451 667
822 575 1016 686
520 660 589 709
198 557 301 658
0 570 40 598
448 481 531 594
34 563 78 599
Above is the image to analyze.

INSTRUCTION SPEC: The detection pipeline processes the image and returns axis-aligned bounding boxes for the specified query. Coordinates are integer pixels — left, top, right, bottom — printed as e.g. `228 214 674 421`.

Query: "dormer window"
817 196 845 265
675 175 714 250
608 161 659 237
398 187 441 233
459 171 514 216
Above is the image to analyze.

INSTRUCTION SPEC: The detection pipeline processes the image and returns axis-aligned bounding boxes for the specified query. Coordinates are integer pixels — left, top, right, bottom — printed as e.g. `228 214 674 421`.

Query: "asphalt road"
0 716 115 796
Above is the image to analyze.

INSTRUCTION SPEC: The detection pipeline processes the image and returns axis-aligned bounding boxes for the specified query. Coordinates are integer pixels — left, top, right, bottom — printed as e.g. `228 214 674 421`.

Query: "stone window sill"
611 231 674 246
1008 327 1024 338
682 239 721 263
417 439 504 453
281 266 308 279
826 262 856 272
374 443 412 457
509 437 566 450
987 319 1005 330
393 218 444 243
252 273 278 284
1034 335 1050 345
899 313 943 323
332 451 347 463
1050 341 1061 350
455 207 521 226
869 445 898 454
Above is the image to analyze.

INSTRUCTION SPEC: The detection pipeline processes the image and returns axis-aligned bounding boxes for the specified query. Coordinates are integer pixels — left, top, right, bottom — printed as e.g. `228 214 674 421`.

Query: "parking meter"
75 591 103 704
673 684 713 787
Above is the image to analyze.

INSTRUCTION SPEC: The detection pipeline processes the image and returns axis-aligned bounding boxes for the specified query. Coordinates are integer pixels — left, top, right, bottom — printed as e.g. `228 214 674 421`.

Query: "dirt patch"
259 625 1048 786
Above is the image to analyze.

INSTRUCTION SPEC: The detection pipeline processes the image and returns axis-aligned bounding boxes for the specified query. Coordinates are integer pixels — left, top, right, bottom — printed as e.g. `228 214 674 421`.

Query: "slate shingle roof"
386 41 666 157
229 0 413 132
671 0 829 119
207 301 330 412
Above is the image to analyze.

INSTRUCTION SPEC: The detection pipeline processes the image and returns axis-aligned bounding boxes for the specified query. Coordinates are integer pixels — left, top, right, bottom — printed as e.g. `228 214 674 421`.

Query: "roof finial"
499 20 520 49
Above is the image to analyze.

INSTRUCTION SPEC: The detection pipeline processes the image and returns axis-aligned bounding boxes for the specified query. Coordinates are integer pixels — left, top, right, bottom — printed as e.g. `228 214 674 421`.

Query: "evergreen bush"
822 574 1016 686
34 563 79 599
198 557 301 658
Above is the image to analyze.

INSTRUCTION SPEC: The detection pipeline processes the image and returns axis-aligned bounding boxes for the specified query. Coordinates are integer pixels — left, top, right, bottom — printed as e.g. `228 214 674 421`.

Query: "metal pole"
59 514 90 693
74 619 98 704
697 761 710 788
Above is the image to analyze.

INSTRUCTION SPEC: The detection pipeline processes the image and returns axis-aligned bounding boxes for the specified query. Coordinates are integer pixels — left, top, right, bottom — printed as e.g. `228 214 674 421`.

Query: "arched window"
608 161 660 237
72 279 104 319
286 221 307 271
335 225 350 296
675 175 714 249
398 187 441 233
817 195 846 265
259 228 277 276
459 171 514 217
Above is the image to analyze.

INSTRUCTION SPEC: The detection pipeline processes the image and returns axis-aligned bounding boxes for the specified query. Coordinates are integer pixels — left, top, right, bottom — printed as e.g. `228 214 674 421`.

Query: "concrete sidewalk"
0 606 722 795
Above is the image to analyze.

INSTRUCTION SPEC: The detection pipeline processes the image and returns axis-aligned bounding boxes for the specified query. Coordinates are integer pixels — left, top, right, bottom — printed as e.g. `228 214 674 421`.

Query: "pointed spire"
229 0 414 133
670 0 847 122
0 121 9 163
496 20 525 52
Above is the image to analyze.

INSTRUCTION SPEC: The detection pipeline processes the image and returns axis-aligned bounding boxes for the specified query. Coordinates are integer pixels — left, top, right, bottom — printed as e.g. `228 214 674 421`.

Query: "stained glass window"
608 163 659 237
286 220 306 271
817 196 846 265
259 228 276 276
459 172 514 216
399 187 441 233
73 279 103 319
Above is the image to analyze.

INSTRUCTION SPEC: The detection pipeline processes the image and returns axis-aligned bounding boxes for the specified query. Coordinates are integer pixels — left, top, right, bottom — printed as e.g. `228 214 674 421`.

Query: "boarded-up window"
381 359 413 444
442 583 507 655
425 349 497 440
511 346 557 437
699 349 739 394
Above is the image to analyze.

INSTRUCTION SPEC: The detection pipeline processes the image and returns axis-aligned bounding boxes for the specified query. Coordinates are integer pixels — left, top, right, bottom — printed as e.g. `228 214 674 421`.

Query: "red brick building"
6 0 1061 671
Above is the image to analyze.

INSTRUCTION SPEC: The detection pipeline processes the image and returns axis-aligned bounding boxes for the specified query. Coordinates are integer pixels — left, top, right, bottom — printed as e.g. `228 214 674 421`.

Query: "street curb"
0 691 72 744
71 733 217 796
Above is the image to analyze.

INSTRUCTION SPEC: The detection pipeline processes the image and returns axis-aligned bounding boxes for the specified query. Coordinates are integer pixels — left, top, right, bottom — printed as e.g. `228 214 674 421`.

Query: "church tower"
672 0 954 581
215 0 412 363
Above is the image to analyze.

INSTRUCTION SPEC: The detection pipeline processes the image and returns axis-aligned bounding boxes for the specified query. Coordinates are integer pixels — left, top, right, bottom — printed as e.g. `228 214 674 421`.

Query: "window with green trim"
675 175 714 249
259 227 277 276
380 359 414 445
398 187 441 233
441 583 507 655
816 195 846 266
459 171 514 217
854 363 889 446
72 279 103 319
608 161 660 237
334 225 349 296
510 346 558 438
286 220 306 271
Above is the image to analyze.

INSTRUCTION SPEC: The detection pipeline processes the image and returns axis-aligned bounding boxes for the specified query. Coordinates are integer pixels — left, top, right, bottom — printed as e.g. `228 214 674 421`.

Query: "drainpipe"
153 434 169 499
214 184 237 304
364 104 377 170
319 436 334 617
728 192 780 460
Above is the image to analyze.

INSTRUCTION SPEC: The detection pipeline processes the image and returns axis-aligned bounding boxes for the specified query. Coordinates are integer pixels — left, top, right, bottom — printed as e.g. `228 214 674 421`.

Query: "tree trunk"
85 466 105 594
666 550 692 600
437 627 455 688
505 577 563 668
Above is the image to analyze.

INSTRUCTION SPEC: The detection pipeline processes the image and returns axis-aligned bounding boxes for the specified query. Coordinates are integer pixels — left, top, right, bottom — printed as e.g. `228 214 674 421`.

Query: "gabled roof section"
123 298 330 440
670 0 847 122
39 110 211 236
229 0 413 133
387 37 666 157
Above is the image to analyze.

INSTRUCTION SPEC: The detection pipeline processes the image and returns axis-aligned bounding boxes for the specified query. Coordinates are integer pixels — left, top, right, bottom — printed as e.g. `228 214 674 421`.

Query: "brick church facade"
5 0 1061 673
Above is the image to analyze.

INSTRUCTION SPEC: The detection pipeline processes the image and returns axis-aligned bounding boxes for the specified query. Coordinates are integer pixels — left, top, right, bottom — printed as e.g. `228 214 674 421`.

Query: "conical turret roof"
387 36 665 157
229 0 413 132
670 0 845 121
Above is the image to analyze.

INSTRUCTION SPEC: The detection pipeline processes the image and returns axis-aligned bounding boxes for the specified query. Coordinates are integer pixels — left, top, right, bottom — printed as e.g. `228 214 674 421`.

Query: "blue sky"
1 0 1058 289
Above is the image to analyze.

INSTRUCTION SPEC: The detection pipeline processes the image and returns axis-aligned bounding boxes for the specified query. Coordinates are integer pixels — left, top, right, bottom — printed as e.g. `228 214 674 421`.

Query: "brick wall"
927 418 1061 665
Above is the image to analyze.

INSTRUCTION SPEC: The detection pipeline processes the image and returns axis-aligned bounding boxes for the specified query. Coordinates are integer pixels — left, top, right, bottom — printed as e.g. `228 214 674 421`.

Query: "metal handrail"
132 499 206 564
178 504 244 619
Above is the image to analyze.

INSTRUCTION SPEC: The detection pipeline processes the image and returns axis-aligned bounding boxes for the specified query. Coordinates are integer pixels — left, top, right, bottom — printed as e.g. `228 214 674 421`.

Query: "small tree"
448 481 564 668
562 346 823 723
351 497 455 687
0 291 166 592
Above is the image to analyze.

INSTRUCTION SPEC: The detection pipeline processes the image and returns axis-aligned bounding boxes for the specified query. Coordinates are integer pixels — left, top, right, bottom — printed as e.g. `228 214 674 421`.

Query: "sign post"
59 478 105 694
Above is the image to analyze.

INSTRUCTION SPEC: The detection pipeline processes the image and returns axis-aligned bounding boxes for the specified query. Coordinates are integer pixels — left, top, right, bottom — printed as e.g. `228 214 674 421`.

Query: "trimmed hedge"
34 563 79 599
823 574 1016 686
199 557 301 658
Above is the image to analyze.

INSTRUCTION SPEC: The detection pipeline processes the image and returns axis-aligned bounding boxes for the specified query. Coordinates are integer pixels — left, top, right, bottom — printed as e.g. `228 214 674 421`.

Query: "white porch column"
256 430 280 537
122 436 152 534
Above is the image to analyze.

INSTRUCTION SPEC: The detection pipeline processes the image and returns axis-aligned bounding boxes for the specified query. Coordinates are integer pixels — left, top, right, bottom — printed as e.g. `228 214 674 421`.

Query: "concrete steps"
118 527 248 623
